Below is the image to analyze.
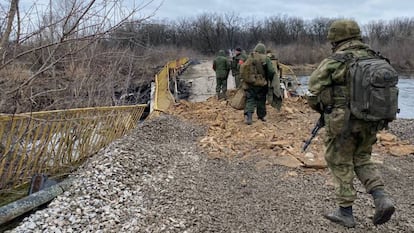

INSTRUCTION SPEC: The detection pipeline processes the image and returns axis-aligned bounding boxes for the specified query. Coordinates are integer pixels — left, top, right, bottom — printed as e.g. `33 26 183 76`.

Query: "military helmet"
254 43 266 54
327 19 361 43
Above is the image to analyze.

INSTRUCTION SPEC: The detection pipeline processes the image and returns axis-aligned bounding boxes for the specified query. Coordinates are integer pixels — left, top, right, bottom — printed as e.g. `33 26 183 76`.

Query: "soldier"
307 19 395 228
266 49 283 111
242 43 275 125
213 50 230 99
231 47 248 88
266 49 282 79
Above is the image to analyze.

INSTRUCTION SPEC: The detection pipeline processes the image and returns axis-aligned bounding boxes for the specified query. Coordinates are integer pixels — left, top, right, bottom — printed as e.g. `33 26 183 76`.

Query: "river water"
297 76 414 119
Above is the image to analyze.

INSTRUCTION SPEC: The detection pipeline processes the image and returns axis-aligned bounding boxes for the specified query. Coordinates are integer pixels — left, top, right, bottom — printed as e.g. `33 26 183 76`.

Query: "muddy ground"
6 61 414 233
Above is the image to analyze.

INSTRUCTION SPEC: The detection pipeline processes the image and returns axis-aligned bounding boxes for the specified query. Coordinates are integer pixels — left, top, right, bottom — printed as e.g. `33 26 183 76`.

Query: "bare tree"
1 0 159 79
194 13 217 53
0 0 18 57
223 12 241 48
0 0 163 113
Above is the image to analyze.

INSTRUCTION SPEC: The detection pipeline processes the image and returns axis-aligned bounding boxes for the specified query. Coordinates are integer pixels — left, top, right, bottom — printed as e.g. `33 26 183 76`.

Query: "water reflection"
397 78 414 119
297 76 414 119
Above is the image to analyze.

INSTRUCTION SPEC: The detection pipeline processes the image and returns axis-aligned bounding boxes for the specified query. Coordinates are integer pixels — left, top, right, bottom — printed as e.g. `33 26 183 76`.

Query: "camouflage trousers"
324 116 384 207
216 77 228 97
244 85 268 118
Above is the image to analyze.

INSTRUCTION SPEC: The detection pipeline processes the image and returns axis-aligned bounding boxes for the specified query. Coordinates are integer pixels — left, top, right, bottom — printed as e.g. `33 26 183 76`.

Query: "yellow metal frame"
0 105 146 191
152 57 189 115
0 57 189 193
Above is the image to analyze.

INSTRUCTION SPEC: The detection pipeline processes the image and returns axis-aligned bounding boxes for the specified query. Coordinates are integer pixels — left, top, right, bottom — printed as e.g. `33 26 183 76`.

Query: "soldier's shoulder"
313 56 343 71
252 53 267 62
328 51 352 63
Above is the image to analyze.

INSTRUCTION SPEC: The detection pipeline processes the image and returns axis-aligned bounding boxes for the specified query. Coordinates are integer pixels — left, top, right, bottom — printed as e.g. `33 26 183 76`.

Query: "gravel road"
7 115 414 233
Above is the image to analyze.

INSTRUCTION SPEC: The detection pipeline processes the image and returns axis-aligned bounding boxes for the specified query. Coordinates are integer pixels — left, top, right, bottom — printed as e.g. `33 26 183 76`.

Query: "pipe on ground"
0 179 73 225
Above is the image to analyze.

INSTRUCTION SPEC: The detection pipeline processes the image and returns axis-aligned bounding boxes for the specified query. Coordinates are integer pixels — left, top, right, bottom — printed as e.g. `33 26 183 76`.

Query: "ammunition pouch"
319 88 334 107
306 95 323 113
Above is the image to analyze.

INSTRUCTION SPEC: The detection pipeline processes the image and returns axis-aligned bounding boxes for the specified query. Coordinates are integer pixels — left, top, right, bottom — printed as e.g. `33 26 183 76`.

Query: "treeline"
112 13 414 71
1 3 414 114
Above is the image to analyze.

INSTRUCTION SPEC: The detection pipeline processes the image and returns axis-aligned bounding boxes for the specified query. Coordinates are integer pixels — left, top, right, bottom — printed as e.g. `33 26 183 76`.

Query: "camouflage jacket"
231 53 248 75
308 39 377 136
213 51 230 78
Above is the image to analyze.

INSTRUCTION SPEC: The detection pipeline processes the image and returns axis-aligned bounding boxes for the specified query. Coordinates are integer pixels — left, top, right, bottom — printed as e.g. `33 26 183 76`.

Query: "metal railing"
153 57 189 114
0 105 146 191
0 57 190 194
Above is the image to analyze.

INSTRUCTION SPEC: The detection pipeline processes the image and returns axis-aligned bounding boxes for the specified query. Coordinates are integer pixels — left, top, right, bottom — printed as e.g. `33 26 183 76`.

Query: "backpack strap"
329 52 355 143
329 52 354 63
366 48 392 64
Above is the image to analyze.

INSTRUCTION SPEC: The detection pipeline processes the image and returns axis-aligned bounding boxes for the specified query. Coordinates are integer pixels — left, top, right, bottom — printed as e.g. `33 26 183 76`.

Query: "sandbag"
229 88 246 110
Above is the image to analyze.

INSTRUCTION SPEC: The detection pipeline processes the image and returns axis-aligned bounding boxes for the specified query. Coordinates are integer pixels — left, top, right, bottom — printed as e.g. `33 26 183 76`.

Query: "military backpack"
240 53 268 87
336 50 399 122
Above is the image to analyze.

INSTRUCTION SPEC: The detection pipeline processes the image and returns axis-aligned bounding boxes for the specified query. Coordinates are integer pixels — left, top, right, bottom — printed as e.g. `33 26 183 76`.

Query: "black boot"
245 112 253 125
324 206 356 228
258 116 266 122
370 189 395 225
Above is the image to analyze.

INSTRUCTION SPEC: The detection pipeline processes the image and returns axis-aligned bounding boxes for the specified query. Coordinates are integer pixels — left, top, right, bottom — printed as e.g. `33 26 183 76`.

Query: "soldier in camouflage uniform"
307 19 395 228
244 43 275 125
266 49 282 79
213 50 231 99
231 47 248 88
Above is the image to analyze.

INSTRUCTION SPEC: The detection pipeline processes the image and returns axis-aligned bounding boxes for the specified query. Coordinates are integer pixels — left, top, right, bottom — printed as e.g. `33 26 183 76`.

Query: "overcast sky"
140 0 413 24
15 0 413 25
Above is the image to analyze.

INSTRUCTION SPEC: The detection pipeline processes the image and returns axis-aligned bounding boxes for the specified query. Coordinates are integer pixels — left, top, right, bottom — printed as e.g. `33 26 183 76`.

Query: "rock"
389 145 414 156
377 132 398 142
268 154 303 168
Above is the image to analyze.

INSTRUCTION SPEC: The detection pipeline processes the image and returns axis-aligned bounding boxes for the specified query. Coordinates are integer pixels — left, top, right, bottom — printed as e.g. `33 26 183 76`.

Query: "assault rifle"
302 114 325 152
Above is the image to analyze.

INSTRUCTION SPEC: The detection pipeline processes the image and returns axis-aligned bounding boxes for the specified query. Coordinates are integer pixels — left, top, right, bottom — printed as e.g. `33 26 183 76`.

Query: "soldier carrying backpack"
306 19 398 228
240 43 276 125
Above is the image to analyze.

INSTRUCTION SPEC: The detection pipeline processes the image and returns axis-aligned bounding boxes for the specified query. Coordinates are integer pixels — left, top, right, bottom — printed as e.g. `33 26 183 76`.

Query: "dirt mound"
169 94 414 169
